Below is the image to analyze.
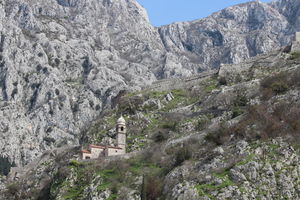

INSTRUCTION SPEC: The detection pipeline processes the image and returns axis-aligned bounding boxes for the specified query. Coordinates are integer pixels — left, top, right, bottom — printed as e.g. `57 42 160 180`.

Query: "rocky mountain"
0 0 300 170
158 1 292 71
1 42 300 199
0 0 166 167
270 0 300 30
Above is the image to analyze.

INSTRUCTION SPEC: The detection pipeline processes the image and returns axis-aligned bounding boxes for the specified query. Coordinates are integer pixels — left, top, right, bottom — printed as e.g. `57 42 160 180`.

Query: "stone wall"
291 32 300 52
296 32 300 42
143 70 218 92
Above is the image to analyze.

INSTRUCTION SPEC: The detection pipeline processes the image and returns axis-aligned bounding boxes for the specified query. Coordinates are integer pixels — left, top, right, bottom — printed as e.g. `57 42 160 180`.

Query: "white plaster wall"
105 148 125 156
82 152 92 160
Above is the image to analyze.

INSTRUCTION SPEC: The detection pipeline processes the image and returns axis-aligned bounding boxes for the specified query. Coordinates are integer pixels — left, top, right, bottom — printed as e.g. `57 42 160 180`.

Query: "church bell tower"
116 115 126 151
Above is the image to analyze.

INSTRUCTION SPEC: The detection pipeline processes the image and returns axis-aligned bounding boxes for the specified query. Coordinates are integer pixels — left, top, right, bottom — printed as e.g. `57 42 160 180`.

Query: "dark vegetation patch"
0 156 16 176
95 104 101 110
218 76 227 86
54 58 60 67
11 88 18 99
82 56 93 76
206 68 300 145
55 89 60 96
29 83 41 110
71 103 79 113
42 67 49 74
207 101 300 145
231 94 248 119
260 68 300 100
36 64 42 72
288 51 300 60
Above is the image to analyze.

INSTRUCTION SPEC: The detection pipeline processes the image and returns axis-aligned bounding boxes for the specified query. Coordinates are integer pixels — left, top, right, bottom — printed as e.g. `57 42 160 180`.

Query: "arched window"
121 127 124 131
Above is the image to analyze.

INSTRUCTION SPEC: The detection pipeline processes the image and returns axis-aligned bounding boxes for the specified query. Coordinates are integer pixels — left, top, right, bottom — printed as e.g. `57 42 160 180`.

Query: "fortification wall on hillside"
143 70 218 92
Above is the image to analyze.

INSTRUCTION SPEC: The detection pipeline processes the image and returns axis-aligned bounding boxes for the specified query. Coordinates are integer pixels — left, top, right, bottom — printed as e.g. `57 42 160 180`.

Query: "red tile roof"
81 150 91 153
89 144 106 149
107 146 123 150
85 144 123 150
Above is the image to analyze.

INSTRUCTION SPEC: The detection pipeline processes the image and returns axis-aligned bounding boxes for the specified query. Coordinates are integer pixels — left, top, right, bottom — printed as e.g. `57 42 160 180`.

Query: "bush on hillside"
218 77 227 85
0 156 16 176
161 121 178 132
289 51 299 60
207 100 300 145
153 130 169 143
174 146 192 167
260 72 289 99
205 123 231 145
196 116 210 131
142 175 163 200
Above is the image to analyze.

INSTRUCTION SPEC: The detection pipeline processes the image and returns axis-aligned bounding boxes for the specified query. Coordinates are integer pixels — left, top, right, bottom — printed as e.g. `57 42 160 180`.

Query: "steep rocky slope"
270 0 300 30
1 45 300 199
158 1 293 72
0 0 300 169
0 0 166 167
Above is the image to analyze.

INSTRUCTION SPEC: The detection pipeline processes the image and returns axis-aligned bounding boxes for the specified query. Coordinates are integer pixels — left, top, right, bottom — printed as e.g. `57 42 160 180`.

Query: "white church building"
81 116 127 159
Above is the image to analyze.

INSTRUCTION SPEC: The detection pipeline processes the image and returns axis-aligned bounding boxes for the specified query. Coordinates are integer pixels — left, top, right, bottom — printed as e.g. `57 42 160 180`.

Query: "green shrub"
205 123 231 145
204 80 218 93
230 101 300 142
153 130 169 142
270 81 288 94
161 121 178 132
69 160 81 167
196 116 210 131
233 95 248 107
232 107 245 119
290 68 300 87
6 183 21 195
218 77 227 85
289 51 299 60
261 72 289 99
0 156 16 176
171 89 186 97
174 146 191 167
142 175 163 200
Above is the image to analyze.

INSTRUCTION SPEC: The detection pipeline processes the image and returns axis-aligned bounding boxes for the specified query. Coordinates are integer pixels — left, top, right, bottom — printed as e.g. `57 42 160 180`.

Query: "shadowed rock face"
0 0 299 167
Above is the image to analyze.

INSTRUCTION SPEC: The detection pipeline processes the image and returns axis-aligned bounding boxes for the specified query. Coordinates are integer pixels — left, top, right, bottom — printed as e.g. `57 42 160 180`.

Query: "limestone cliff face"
270 0 300 30
0 0 166 166
158 1 292 75
0 0 300 167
